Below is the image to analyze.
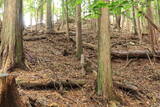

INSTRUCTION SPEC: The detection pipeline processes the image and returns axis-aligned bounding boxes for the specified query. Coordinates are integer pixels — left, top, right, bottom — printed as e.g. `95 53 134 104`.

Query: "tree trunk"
97 0 115 100
40 0 43 24
147 0 155 53
46 0 52 32
115 14 121 30
52 1 54 30
157 0 160 24
0 0 24 73
76 4 82 58
61 0 65 29
132 0 138 35
0 0 25 106
35 9 39 32
65 0 69 36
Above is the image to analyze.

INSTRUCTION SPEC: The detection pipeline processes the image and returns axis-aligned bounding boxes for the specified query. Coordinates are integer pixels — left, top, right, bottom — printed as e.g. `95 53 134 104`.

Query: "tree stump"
0 75 27 107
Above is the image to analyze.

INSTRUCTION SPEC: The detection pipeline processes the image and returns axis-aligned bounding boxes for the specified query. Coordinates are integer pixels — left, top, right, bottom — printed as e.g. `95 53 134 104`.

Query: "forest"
0 0 159 107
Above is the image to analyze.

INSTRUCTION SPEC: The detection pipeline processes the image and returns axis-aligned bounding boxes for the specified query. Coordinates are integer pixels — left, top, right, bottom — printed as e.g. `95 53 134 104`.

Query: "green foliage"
24 0 46 15
85 0 149 19
68 0 83 7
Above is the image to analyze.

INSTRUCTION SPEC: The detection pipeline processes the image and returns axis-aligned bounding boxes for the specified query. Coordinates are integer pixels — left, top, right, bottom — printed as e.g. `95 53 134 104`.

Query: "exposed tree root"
113 81 144 100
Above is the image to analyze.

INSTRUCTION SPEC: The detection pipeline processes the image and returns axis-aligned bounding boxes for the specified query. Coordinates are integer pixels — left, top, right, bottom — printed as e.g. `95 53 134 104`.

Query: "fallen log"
83 45 160 59
16 78 86 89
69 36 160 59
23 36 46 41
111 50 160 59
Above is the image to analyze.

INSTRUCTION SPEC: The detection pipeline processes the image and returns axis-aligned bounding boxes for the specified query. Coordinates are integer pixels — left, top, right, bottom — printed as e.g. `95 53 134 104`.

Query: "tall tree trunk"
61 0 65 29
147 0 155 52
137 17 142 43
0 0 24 73
30 13 33 31
97 0 115 101
0 0 25 106
132 0 138 35
76 4 82 58
157 0 160 24
115 15 121 30
52 1 54 30
88 0 93 30
35 9 38 32
65 0 69 36
40 0 43 24
46 0 52 32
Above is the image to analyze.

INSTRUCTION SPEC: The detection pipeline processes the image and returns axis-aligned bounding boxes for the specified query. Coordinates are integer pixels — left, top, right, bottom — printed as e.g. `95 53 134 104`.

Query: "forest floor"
14 23 160 107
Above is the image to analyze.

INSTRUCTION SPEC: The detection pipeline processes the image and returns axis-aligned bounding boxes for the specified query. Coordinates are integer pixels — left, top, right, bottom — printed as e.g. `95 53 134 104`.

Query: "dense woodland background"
0 0 159 107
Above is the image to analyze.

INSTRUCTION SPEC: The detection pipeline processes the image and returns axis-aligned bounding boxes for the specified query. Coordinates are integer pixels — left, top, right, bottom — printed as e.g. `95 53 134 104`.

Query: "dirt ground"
14 24 160 107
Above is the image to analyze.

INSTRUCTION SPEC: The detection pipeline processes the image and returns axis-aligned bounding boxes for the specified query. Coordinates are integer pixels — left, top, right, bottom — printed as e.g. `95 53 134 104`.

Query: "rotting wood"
0 76 27 107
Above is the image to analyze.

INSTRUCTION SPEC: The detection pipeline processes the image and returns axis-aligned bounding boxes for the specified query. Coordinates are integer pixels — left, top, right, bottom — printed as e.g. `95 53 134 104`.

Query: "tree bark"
46 0 52 32
0 0 25 106
0 0 24 73
61 0 65 29
0 76 27 107
76 4 82 58
147 0 156 53
65 0 69 36
132 0 138 35
40 0 44 24
116 15 121 30
97 0 115 100
157 0 160 24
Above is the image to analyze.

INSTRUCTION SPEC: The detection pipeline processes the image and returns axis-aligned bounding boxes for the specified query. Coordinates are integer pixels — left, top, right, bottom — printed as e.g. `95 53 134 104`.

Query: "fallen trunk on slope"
70 36 160 59
111 50 160 59
16 78 86 89
23 36 46 41
84 43 160 59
